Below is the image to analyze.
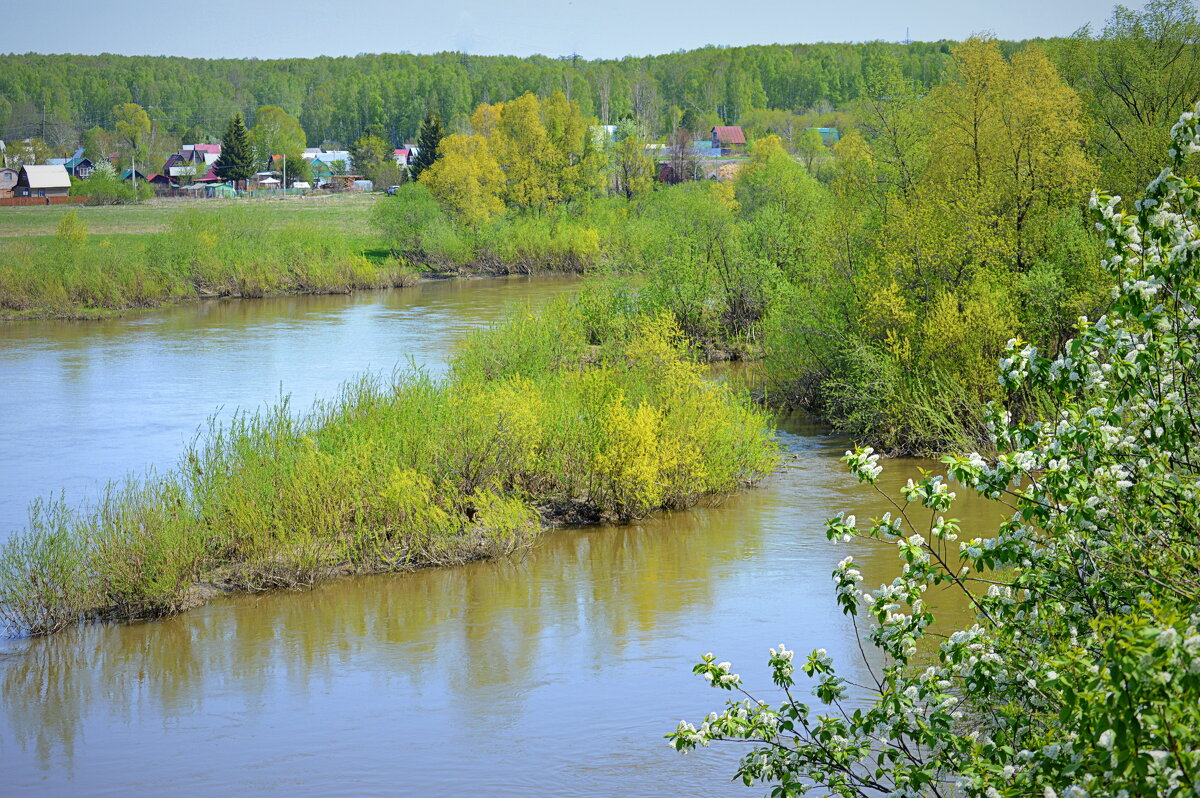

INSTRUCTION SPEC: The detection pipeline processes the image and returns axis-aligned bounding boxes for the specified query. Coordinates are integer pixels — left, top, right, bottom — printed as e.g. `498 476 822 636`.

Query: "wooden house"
62 156 94 179
164 149 207 178
711 126 746 155
15 165 71 197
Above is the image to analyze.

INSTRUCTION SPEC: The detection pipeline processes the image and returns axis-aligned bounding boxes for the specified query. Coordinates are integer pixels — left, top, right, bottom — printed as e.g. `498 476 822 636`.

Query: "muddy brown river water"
0 279 998 796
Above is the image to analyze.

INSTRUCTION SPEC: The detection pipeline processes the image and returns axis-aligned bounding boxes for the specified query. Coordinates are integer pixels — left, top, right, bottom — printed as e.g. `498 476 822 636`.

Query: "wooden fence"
0 196 90 207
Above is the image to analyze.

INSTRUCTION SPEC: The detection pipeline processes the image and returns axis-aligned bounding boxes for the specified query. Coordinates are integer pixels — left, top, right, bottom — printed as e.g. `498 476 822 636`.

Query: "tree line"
0 40 976 151
3 1 1195 200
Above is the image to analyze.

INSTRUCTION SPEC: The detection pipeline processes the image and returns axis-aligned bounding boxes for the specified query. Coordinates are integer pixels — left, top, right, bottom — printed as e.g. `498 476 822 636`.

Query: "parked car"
386 185 401 196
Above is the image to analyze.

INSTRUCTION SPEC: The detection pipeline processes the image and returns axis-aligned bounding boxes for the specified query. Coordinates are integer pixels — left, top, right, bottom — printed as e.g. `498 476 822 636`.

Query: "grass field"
0 196 414 319
0 193 379 238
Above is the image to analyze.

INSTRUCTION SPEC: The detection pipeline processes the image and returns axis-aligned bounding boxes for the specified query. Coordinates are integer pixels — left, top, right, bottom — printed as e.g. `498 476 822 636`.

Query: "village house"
164 150 204 177
188 143 222 157
164 144 221 179
15 164 72 198
192 166 222 184
63 153 94 179
0 167 18 198
144 173 173 191
810 127 840 145
711 125 746 155
307 150 352 186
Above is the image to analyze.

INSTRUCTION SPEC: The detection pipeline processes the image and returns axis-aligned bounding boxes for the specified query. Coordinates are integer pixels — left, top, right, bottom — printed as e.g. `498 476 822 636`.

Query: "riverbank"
0 302 777 636
0 204 421 321
0 194 614 320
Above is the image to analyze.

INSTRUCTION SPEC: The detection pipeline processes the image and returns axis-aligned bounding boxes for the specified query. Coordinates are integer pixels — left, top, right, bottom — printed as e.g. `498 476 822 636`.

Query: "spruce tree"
411 112 444 180
215 113 256 183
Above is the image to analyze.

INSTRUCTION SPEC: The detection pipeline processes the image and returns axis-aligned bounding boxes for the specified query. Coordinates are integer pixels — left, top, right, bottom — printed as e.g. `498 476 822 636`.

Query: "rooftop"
712 126 746 145
20 164 72 188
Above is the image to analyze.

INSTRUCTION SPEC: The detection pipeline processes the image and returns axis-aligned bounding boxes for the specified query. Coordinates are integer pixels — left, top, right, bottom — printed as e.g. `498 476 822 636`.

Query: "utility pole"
282 154 287 195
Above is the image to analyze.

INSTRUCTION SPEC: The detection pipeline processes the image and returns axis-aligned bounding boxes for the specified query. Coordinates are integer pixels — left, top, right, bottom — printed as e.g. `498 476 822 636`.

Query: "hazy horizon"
5 0 1117 62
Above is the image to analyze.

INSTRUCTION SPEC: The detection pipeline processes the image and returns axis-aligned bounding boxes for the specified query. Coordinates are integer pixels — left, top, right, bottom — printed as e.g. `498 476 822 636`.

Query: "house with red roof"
711 126 746 155
145 173 174 191
193 166 222 183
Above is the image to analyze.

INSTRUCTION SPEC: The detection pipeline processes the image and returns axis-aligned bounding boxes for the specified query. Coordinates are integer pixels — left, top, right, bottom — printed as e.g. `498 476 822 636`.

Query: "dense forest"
0 40 982 149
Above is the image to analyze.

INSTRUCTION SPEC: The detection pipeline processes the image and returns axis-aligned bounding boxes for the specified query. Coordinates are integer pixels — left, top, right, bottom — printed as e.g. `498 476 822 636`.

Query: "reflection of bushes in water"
1 493 769 759
0 207 416 318
0 309 777 636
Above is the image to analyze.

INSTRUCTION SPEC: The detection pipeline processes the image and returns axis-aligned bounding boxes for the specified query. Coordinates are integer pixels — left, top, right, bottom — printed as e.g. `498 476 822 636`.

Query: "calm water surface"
0 277 579 540
0 282 1000 796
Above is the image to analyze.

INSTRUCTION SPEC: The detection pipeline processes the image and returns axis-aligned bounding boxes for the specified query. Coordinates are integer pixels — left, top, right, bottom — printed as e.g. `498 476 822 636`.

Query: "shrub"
669 103 1200 798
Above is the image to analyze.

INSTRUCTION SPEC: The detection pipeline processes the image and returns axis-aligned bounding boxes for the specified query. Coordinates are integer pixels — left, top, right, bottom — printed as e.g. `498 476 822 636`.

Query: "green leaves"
672 101 1200 798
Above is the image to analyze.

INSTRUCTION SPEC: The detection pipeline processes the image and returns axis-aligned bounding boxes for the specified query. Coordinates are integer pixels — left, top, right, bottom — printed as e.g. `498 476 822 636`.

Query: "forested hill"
0 40 1031 147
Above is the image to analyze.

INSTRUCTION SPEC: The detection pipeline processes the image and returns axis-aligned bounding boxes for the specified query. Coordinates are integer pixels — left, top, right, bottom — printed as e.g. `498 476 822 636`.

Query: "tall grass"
0 208 417 318
0 305 777 636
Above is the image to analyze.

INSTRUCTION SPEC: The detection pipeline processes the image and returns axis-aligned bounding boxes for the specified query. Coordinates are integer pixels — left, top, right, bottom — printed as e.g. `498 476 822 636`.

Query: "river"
0 280 998 796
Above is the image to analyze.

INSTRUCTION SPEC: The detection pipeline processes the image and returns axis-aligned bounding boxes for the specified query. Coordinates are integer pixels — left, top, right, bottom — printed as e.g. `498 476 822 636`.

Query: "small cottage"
164 149 205 176
711 126 746 155
15 164 72 198
144 173 174 192
63 156 94 179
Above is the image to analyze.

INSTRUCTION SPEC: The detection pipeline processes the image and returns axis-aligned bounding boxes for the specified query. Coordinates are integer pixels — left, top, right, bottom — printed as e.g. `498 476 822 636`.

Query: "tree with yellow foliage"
491 93 557 210
929 37 1094 269
610 134 655 200
468 91 605 211
543 91 606 204
419 134 505 227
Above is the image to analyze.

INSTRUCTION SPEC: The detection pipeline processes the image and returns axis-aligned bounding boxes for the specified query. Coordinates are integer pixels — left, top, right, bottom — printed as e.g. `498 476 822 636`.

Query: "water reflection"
0 416 1003 796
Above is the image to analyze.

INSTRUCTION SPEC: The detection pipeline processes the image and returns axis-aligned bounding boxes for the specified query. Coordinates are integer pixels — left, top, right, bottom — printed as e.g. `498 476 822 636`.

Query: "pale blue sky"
6 0 1119 59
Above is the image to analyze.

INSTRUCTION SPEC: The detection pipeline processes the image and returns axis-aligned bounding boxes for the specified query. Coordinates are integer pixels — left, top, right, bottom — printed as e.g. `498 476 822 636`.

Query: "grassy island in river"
0 304 777 635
